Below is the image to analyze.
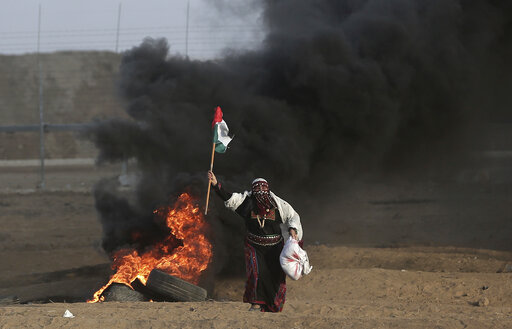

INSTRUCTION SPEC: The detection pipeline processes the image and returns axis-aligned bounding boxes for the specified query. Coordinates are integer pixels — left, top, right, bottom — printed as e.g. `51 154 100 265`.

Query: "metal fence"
0 2 265 189
0 3 264 58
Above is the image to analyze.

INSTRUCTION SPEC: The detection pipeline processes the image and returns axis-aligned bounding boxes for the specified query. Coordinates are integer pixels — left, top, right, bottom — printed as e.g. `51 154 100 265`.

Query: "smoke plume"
90 0 512 273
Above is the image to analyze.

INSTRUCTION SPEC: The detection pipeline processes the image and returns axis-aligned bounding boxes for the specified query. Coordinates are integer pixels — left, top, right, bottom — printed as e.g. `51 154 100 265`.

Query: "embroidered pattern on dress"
246 232 282 246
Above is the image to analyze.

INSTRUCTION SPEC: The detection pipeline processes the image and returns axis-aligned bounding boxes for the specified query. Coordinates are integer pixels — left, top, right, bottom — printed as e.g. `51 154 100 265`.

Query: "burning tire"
103 283 147 302
145 269 207 302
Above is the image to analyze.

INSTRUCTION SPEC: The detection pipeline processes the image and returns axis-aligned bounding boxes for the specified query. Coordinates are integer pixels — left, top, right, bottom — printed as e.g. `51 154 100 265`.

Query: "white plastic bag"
279 237 312 280
63 310 75 318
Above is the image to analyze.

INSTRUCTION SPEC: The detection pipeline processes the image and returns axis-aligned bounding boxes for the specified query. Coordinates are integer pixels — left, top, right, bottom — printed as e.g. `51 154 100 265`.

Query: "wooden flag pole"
205 142 216 215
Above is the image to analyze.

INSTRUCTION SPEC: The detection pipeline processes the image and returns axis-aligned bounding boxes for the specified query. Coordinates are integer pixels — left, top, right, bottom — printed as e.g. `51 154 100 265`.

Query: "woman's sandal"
249 304 261 311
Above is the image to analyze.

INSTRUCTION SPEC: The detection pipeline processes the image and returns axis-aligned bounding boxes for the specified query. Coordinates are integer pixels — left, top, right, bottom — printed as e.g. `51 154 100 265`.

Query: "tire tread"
146 269 207 302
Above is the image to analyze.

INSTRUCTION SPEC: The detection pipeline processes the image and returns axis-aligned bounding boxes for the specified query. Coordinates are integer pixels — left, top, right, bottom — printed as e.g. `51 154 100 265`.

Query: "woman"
208 170 303 312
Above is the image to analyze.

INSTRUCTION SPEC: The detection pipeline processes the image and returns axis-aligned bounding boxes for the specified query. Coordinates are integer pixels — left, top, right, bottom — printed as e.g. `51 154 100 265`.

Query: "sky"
0 0 264 59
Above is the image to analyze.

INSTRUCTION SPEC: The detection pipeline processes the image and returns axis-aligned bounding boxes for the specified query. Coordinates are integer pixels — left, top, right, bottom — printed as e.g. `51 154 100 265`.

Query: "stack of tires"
102 269 207 302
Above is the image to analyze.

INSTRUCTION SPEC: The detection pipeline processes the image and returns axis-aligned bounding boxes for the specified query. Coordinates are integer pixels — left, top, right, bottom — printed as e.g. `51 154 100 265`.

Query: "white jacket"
224 191 303 241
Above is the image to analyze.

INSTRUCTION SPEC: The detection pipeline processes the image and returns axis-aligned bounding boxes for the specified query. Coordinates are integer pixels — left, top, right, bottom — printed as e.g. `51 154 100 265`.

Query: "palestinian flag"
211 106 232 153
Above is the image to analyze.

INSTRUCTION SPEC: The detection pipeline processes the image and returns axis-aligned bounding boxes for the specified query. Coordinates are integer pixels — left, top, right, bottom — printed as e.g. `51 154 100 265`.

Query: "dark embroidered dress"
214 183 286 312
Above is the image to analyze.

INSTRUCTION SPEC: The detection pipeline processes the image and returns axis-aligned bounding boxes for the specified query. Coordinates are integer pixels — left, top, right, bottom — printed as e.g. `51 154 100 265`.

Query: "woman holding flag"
208 171 303 312
206 106 303 312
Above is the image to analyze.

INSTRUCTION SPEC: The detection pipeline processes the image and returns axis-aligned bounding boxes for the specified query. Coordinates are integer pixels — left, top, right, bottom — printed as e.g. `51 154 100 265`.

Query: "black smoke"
90 0 512 273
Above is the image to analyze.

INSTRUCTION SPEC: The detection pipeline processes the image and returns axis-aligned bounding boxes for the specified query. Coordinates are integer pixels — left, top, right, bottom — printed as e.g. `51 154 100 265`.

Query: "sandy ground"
0 166 512 328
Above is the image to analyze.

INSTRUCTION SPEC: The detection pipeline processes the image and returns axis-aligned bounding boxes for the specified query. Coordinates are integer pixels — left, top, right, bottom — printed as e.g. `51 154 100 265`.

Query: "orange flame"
88 193 212 303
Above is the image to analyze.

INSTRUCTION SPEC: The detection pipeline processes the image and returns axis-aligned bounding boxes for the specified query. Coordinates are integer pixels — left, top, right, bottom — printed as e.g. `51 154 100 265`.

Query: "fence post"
185 1 190 57
115 2 122 53
37 4 45 189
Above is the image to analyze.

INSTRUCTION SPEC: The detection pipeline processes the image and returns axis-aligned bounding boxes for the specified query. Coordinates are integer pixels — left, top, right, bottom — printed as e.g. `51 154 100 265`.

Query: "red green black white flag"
211 106 232 153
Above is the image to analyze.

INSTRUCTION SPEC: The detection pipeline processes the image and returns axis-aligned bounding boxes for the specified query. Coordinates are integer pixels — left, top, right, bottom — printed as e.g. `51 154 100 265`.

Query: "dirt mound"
0 51 127 159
